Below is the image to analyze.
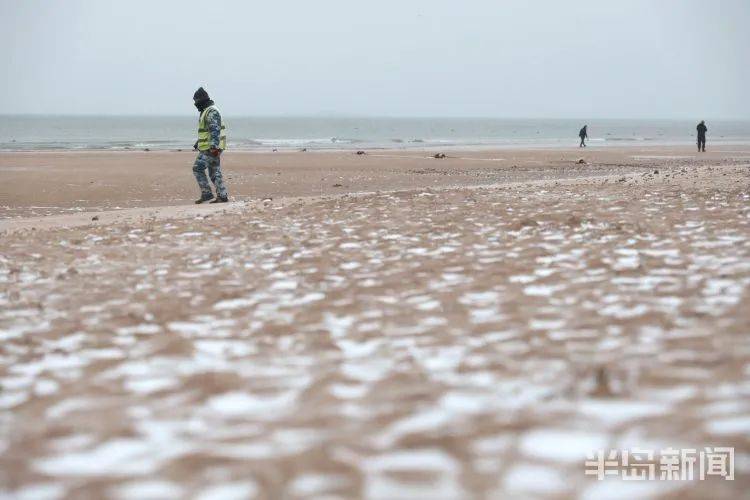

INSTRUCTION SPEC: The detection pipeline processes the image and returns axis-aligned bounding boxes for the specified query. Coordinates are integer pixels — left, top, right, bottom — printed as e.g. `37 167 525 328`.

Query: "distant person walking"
192 87 229 203
696 120 707 152
579 125 588 147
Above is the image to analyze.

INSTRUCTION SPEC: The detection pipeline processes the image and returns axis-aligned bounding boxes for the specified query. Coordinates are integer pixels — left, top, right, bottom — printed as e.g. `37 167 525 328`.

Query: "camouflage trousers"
192 152 228 198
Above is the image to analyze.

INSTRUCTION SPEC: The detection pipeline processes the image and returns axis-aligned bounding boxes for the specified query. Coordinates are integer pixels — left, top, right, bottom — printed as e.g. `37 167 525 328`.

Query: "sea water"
1 116 749 151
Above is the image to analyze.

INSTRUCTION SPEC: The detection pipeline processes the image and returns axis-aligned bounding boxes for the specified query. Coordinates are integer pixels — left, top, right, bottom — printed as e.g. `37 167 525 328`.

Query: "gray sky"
1 0 748 118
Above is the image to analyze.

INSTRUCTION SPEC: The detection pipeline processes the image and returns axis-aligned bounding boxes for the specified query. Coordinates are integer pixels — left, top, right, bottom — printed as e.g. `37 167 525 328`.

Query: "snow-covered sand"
1 148 749 497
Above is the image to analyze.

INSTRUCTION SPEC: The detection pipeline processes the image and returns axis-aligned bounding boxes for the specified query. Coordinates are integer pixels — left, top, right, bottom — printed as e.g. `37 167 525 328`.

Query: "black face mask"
194 99 214 112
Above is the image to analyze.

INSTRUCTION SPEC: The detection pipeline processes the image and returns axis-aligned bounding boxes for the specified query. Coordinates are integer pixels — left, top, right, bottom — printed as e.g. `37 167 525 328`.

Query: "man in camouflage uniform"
192 87 229 203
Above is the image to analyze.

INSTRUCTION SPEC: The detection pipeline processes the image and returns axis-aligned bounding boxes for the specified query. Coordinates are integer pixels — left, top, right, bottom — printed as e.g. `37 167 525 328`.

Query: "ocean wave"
330 137 363 144
251 138 339 146
3 117 750 152
605 137 653 142
232 139 264 146
2 131 747 152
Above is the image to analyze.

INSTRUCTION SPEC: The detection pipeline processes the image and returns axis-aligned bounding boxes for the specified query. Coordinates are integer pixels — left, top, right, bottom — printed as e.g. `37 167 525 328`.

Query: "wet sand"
1 147 749 498
2 145 749 219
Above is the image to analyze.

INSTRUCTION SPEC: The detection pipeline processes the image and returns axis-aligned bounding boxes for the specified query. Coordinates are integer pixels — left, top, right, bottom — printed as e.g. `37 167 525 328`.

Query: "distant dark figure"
697 121 707 152
579 125 588 147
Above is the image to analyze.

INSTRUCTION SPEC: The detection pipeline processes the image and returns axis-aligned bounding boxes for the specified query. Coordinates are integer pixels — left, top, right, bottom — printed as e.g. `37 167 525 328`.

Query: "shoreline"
2 138 750 154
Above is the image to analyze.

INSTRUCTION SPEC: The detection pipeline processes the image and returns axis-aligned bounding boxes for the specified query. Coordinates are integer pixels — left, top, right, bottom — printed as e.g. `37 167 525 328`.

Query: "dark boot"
195 193 214 204
210 195 229 204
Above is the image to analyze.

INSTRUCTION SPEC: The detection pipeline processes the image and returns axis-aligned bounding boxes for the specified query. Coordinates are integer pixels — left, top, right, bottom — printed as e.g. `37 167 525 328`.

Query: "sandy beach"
3 145 750 220
1 146 749 498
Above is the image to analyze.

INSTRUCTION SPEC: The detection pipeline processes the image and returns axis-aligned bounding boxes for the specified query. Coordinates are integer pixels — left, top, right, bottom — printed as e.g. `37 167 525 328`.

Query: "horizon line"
1 113 748 121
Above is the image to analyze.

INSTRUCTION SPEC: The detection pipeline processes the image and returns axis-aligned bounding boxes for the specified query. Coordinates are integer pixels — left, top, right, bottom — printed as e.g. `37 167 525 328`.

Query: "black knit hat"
193 87 210 102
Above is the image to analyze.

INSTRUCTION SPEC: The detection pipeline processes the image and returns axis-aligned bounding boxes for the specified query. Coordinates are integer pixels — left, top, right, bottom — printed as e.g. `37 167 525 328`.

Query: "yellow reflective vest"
197 106 227 151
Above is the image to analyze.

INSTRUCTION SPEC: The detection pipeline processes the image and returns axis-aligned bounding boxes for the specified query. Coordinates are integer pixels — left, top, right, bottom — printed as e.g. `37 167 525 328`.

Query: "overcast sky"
1 0 748 118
